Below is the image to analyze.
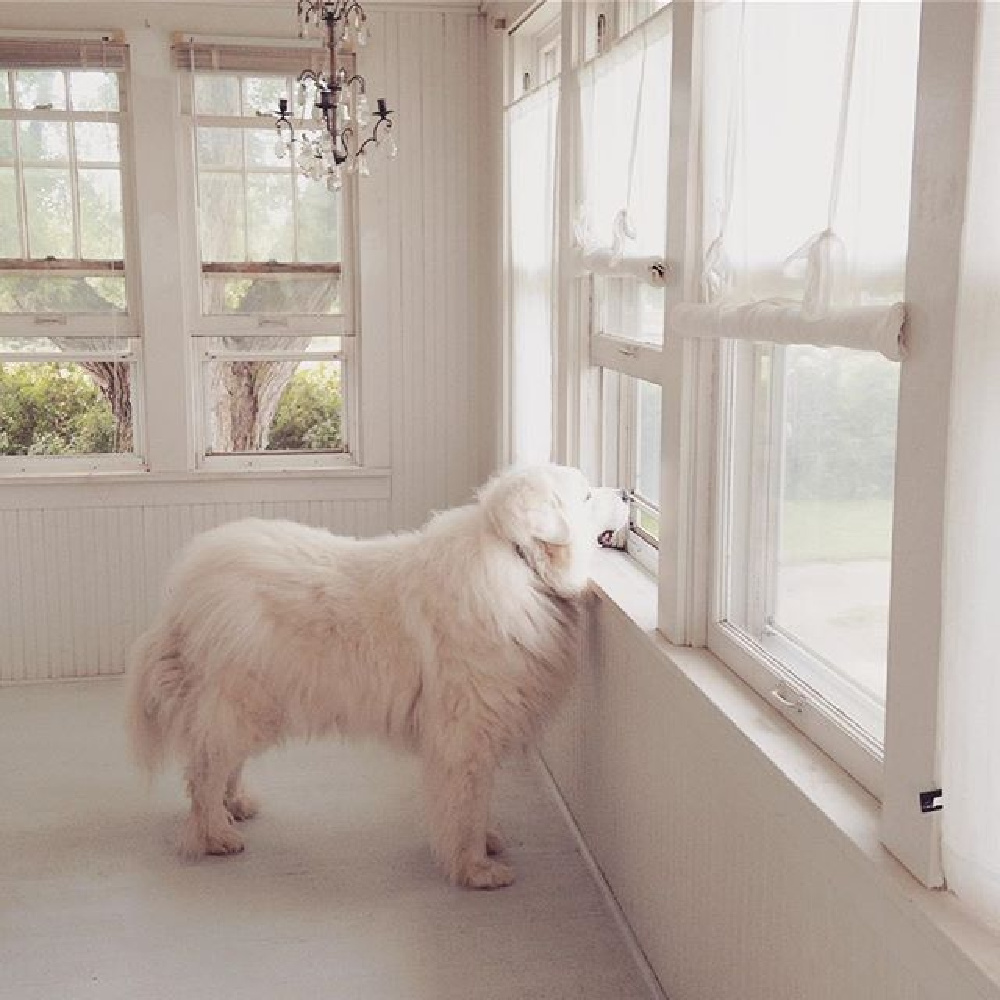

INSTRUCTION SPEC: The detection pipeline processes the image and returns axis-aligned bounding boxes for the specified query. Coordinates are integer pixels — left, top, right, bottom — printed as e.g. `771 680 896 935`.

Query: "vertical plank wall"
362 8 489 532
0 7 492 683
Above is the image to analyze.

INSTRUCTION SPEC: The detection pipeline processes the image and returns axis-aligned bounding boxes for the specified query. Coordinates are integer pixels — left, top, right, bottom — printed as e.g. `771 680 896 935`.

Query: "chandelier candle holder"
274 0 397 190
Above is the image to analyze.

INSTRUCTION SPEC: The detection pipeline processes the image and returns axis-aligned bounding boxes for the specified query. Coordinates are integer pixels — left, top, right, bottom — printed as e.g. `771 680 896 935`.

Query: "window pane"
68 71 119 112
196 127 243 169
295 173 340 263
194 75 240 116
246 173 295 261
24 168 74 258
598 276 664 345
74 122 120 163
0 359 132 455
0 120 12 161
0 168 19 257
245 127 286 169
17 120 69 162
242 76 289 115
635 380 661 506
14 70 66 110
199 173 246 261
0 71 10 108
203 355 344 454
0 274 126 314
78 169 124 259
201 274 341 315
772 345 898 702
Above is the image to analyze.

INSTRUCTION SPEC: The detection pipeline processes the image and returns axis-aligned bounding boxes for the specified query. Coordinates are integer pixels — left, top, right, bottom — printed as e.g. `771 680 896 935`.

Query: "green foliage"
0 362 116 455
267 364 344 451
782 346 899 504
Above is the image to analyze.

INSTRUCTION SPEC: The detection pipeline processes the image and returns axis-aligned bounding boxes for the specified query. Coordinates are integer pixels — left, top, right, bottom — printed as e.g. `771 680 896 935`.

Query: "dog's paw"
225 793 260 822
178 819 245 859
455 858 515 890
204 827 246 856
485 828 506 856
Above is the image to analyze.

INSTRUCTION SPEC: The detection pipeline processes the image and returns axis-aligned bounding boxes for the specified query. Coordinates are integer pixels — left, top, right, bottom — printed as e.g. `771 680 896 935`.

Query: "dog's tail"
126 622 186 777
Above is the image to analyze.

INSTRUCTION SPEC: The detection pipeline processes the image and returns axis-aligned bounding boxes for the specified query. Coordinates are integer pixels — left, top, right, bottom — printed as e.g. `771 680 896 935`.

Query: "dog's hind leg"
424 743 514 890
224 762 259 822
178 741 247 859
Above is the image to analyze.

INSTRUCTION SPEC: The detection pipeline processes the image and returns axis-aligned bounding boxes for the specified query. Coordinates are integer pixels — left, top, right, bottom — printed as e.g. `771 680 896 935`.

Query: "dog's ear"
526 503 571 546
480 468 572 548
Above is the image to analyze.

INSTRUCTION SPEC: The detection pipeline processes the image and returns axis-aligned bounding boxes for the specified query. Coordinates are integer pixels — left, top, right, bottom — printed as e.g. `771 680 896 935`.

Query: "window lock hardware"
258 317 289 328
919 788 943 813
617 345 637 357
771 686 805 714
33 314 68 325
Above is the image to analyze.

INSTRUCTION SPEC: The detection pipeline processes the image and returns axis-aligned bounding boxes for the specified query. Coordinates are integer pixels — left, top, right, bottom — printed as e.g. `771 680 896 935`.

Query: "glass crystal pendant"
357 152 370 177
356 93 370 128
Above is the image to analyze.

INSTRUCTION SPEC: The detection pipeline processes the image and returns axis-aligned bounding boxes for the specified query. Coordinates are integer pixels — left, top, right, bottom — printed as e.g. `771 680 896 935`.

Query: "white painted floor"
0 680 653 1000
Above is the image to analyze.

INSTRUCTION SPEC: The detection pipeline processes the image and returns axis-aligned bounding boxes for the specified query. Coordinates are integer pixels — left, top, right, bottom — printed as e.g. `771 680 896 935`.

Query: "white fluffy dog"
127 464 627 889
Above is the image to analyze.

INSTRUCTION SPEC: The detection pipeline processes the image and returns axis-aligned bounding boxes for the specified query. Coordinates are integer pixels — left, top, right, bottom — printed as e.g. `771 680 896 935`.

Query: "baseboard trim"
533 753 670 1000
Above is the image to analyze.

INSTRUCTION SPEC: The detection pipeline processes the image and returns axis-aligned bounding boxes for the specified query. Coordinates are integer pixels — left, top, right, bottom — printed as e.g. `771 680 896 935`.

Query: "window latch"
919 788 943 813
34 314 67 325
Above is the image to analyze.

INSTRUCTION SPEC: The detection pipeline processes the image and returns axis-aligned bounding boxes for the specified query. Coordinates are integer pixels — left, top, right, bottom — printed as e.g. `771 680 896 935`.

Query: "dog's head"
479 464 629 597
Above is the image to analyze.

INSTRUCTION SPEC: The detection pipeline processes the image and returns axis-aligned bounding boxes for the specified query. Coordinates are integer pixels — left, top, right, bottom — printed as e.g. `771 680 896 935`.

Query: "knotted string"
784 0 860 317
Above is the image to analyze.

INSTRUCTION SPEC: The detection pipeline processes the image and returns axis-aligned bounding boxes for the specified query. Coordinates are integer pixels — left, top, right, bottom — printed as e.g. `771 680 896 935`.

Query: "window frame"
0 40 145 472
178 57 359 471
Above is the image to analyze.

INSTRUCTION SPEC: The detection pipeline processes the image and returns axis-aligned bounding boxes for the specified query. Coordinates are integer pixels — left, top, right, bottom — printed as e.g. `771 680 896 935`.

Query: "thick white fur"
127 464 626 889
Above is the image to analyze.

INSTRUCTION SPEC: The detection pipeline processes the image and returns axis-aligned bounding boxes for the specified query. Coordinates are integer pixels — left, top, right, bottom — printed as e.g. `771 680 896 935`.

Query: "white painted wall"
543 566 1000 1000
0 1 497 681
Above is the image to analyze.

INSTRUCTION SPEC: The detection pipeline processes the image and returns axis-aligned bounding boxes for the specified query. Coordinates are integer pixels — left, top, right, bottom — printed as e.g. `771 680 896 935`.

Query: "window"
717 340 897 751
509 1 561 98
0 38 140 470
574 7 672 568
177 41 353 468
699 0 919 791
506 8 561 464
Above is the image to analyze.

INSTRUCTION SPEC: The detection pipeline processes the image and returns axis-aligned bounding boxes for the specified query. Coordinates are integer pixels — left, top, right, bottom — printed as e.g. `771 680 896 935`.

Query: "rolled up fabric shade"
575 249 668 286
670 299 906 361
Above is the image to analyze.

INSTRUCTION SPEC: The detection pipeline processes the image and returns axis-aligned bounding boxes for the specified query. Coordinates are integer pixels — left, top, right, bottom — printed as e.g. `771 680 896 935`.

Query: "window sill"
586 549 1000 995
0 466 391 509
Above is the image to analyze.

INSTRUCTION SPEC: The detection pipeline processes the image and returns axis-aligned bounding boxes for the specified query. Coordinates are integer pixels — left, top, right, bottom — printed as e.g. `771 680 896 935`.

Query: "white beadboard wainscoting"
542 554 1000 1000
0 476 391 683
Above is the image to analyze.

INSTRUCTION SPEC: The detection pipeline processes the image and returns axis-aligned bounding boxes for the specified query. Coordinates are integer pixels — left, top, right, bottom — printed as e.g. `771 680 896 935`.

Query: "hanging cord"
572 57 598 253
784 0 860 317
610 28 649 262
701 0 746 303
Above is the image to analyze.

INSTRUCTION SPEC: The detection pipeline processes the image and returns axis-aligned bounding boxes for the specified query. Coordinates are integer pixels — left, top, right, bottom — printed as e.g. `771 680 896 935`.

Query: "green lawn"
780 499 893 564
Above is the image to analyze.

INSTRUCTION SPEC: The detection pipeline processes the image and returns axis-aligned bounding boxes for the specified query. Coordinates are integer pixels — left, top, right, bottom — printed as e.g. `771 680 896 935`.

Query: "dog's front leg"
424 742 514 890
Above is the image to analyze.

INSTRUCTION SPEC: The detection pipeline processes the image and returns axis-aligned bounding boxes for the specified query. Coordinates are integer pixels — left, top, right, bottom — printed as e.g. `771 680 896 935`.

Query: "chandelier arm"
281 0 392 178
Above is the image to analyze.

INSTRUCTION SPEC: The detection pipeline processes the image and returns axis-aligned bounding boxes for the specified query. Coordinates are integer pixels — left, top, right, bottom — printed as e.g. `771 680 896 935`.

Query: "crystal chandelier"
274 0 397 191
